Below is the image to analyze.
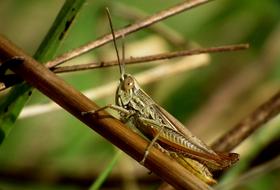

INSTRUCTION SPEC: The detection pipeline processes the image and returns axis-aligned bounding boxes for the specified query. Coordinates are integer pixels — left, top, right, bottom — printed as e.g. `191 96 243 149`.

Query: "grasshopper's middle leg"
138 117 168 165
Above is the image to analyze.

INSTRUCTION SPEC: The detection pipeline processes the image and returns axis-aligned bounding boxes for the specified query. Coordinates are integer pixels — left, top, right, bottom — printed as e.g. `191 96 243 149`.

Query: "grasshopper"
83 8 239 184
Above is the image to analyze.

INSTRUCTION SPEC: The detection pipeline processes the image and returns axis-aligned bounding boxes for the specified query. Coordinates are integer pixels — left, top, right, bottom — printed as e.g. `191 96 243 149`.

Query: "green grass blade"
0 0 87 145
89 151 122 190
34 0 86 62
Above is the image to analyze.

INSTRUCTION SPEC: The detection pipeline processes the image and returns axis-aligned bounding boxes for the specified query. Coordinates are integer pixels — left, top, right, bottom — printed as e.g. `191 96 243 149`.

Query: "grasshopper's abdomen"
140 123 238 171
161 127 206 153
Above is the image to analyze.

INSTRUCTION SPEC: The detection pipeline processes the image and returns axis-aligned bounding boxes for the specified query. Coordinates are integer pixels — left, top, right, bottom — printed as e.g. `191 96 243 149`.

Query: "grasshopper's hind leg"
138 117 168 165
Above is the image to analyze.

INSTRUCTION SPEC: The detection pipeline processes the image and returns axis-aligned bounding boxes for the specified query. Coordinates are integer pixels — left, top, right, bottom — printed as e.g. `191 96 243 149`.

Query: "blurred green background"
0 0 280 190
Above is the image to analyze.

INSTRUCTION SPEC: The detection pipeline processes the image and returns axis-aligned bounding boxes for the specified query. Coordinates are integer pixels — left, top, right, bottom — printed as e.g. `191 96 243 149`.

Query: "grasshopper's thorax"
116 74 153 117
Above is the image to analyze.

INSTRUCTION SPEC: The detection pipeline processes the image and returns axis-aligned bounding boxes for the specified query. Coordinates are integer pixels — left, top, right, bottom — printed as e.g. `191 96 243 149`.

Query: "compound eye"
123 76 134 90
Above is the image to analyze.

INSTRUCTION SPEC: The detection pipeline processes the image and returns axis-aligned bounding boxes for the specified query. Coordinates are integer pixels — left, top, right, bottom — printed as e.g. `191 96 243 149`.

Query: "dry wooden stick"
45 0 213 68
211 89 280 152
0 36 212 190
53 44 249 73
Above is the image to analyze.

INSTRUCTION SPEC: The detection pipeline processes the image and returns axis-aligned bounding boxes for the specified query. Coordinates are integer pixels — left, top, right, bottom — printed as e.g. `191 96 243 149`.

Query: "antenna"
121 34 126 76
105 8 125 79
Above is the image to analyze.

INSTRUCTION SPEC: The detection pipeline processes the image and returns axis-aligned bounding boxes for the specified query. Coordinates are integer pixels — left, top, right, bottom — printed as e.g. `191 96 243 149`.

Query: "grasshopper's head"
116 73 140 107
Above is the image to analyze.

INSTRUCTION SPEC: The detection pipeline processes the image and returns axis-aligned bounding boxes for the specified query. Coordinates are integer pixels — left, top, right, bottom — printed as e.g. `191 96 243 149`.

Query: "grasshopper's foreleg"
81 104 131 116
138 117 169 165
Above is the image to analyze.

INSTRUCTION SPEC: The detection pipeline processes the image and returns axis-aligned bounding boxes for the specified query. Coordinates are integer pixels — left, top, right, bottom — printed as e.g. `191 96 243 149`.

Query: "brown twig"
0 44 248 90
45 0 213 68
111 1 188 48
211 89 280 152
0 36 212 190
53 44 249 73
210 25 280 152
